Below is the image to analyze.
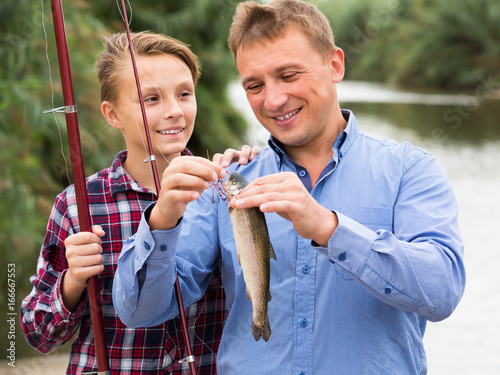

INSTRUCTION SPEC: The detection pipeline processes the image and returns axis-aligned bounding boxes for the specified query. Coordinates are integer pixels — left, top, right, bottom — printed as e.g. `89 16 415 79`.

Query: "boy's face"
112 54 196 161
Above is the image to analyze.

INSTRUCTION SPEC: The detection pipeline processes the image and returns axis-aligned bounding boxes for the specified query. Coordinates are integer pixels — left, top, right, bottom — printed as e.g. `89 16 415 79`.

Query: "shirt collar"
338 109 359 159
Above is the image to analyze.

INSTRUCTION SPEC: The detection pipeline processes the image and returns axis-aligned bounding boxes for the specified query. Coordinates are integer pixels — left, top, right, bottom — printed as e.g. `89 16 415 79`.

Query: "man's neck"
289 146 333 188
284 115 347 187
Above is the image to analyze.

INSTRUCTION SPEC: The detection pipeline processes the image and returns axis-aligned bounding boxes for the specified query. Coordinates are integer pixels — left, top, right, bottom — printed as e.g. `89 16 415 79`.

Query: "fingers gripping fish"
222 172 276 342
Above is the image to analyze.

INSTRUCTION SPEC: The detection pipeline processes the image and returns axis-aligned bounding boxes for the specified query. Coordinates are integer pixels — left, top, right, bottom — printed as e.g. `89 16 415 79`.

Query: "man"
113 1 465 374
21 31 258 374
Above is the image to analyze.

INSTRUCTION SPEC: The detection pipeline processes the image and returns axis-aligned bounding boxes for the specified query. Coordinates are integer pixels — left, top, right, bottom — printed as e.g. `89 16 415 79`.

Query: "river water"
230 80 500 375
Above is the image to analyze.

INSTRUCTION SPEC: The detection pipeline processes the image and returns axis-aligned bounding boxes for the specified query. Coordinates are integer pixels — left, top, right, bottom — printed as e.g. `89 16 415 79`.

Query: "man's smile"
272 108 301 121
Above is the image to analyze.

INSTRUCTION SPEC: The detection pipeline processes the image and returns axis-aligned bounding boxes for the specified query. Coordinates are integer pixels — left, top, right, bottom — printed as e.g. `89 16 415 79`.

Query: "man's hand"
212 145 261 168
149 156 226 230
229 172 338 246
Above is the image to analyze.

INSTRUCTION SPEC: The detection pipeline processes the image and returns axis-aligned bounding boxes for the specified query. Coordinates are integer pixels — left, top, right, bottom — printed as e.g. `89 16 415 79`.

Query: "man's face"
236 28 344 155
112 54 196 161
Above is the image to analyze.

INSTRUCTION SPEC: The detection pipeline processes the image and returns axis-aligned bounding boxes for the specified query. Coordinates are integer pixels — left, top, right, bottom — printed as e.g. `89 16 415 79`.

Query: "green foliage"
87 0 248 156
316 0 500 90
0 0 117 357
0 0 246 358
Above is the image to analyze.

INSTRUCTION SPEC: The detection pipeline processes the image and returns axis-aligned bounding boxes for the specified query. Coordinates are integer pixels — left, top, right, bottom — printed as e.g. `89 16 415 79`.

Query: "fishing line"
175 193 230 367
115 0 163 196
190 296 218 365
41 0 72 186
114 0 151 164
130 68 163 195
198 190 231 362
215 198 228 361
141 71 174 166
116 0 133 26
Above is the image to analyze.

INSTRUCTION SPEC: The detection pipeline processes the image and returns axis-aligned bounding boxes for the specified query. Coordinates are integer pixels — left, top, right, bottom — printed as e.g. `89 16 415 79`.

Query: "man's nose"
264 82 288 112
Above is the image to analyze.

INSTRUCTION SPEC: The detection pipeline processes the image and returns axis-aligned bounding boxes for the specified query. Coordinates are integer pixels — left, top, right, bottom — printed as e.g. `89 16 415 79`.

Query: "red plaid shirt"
20 150 227 374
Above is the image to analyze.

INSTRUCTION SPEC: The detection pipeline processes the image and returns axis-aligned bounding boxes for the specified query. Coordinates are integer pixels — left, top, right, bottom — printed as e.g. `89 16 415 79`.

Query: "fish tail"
251 319 272 342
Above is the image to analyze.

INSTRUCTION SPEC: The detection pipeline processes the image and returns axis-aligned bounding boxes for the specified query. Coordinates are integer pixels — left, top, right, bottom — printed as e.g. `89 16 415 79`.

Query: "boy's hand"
212 145 261 168
149 156 226 230
62 225 105 311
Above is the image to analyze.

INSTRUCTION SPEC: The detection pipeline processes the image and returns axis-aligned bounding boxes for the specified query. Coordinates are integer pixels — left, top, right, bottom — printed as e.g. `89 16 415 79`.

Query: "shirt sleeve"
114 198 221 328
314 148 465 322
20 195 87 354
112 202 179 327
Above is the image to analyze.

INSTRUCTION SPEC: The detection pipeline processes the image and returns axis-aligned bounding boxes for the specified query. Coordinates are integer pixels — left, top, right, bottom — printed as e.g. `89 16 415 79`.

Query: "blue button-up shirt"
113 110 465 375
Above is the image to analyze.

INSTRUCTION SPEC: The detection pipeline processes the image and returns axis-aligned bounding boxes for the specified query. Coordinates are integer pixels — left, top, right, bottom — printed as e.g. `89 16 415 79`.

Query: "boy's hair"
96 31 201 103
228 0 335 61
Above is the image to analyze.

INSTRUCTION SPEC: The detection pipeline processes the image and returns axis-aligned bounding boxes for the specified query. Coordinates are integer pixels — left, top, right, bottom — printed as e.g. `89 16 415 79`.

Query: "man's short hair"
228 0 335 61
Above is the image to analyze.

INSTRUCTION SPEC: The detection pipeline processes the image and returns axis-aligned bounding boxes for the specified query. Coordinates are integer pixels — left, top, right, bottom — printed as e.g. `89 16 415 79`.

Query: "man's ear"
101 101 122 130
329 47 345 83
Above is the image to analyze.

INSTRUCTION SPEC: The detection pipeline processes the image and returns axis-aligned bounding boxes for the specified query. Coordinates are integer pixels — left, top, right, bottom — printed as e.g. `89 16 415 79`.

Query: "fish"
222 172 276 342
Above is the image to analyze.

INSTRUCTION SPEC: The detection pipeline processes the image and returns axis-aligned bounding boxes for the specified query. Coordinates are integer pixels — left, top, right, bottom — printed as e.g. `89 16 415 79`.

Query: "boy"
21 31 257 374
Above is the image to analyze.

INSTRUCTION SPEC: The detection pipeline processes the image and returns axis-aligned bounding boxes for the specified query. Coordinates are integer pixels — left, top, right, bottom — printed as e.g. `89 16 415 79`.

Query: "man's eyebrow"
241 64 304 88
273 64 303 74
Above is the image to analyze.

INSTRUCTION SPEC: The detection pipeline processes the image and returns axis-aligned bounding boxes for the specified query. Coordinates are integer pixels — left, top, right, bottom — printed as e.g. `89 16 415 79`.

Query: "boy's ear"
101 101 123 130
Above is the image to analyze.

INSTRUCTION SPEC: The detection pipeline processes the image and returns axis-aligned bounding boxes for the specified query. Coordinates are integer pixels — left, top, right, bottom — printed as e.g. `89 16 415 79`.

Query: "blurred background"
1 0 499 373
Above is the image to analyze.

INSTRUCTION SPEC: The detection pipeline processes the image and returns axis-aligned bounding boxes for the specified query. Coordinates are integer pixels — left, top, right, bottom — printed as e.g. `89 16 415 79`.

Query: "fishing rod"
47 0 110 373
118 1 197 374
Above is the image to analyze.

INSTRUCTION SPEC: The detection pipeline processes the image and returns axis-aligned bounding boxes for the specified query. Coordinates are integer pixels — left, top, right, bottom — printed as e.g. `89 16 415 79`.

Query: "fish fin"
266 291 272 303
246 287 252 301
252 320 272 342
237 253 241 266
269 243 277 260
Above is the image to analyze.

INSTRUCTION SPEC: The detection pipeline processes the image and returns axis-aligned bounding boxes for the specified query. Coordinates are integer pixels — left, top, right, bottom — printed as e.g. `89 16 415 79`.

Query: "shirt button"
338 252 346 261
299 169 306 177
299 373 305 375
143 241 151 250
160 244 167 252
302 265 310 274
300 318 308 327
385 288 392 294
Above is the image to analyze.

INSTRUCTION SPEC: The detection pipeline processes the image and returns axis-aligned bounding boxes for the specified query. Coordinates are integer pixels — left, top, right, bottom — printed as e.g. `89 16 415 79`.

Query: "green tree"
316 0 500 90
89 0 247 154
0 0 117 357
1 0 246 358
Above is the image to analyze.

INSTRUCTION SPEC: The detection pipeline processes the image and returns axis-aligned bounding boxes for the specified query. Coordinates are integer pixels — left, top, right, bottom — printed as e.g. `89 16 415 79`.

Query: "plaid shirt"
20 150 227 374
